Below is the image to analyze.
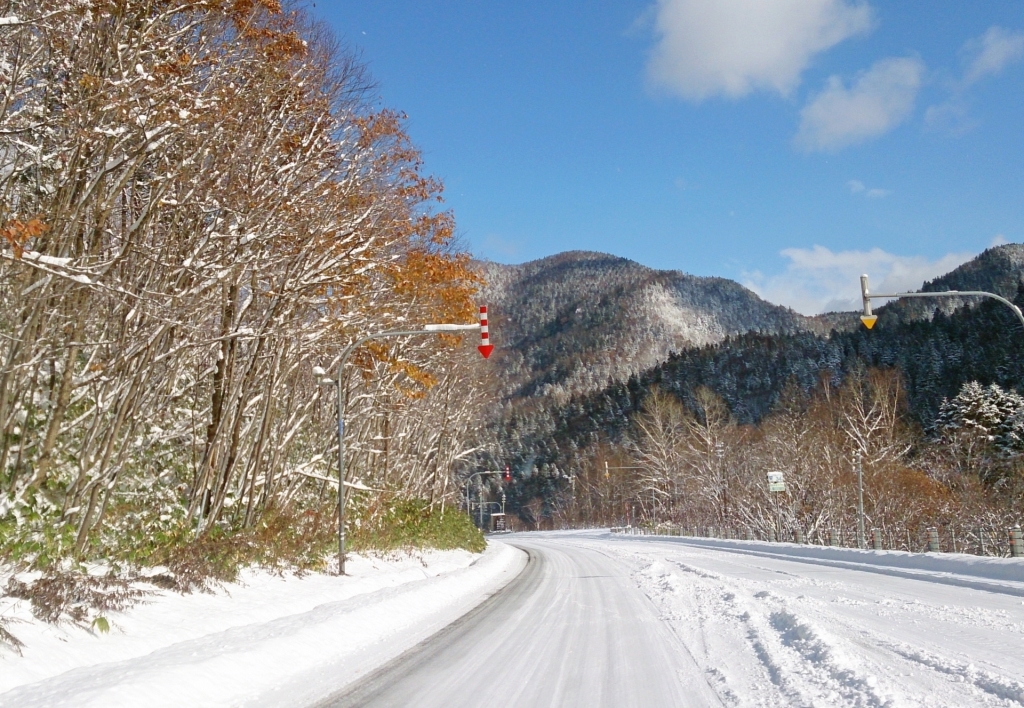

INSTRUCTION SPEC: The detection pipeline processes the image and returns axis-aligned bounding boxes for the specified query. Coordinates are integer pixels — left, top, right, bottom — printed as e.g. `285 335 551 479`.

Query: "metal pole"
860 276 1024 330
715 442 725 524
856 451 866 550
334 326 480 576
478 479 484 528
337 356 346 575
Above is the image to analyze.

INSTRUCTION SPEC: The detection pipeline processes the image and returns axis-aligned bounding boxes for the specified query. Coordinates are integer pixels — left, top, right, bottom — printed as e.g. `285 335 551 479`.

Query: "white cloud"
795 57 925 151
923 98 977 134
847 179 890 198
924 27 1024 135
963 26 1024 85
744 245 974 315
645 0 872 101
991 234 1010 248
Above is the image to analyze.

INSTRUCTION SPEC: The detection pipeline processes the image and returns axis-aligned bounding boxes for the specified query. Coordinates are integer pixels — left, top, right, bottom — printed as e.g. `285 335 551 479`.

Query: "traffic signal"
502 466 511 482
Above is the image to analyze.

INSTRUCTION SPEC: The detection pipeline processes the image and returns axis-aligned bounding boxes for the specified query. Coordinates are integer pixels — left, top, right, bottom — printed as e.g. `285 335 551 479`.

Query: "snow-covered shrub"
935 381 1024 453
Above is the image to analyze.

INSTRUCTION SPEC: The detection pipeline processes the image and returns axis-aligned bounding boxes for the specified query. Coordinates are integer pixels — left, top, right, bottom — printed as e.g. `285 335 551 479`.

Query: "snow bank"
0 542 526 707
640 536 1024 580
618 534 1024 594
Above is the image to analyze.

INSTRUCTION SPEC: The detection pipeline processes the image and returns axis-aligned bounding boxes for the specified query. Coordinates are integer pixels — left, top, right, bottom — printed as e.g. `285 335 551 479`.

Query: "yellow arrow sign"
860 315 878 329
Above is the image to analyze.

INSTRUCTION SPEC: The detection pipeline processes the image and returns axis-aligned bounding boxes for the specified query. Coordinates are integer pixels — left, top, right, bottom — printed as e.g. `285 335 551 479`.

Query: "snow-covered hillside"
477 251 811 403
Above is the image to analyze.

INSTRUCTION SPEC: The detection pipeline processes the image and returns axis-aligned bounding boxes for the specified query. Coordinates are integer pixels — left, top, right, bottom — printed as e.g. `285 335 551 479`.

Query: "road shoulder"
0 542 527 708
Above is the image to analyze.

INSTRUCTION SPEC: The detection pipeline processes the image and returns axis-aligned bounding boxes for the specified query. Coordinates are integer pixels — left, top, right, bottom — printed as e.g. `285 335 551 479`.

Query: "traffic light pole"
464 470 507 528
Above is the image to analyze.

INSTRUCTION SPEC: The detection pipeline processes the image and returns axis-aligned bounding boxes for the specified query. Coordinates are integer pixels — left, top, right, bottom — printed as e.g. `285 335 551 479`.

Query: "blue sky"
313 1 1024 314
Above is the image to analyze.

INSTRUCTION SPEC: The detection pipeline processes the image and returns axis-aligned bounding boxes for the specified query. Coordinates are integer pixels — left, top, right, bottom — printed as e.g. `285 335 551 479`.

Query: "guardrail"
610 523 1024 557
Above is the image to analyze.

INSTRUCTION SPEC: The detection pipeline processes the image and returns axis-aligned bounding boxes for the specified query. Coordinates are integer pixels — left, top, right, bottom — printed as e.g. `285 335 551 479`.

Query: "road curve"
316 535 721 708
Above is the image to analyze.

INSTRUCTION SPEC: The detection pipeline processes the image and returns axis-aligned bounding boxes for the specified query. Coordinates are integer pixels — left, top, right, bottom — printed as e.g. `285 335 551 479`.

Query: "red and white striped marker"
478 305 494 359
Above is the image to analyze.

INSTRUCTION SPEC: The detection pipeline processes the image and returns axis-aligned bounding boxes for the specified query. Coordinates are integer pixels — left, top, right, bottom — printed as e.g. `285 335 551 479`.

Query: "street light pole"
715 441 725 525
859 275 1024 330
324 322 483 576
855 450 866 549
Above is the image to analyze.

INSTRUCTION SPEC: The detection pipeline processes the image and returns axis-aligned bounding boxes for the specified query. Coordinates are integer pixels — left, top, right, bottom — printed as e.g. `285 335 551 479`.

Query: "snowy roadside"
0 541 526 708
618 534 1024 594
582 531 1024 707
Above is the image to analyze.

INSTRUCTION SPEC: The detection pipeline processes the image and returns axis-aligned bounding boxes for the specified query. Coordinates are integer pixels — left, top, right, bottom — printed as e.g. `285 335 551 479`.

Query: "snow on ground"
0 541 525 708
592 532 1024 707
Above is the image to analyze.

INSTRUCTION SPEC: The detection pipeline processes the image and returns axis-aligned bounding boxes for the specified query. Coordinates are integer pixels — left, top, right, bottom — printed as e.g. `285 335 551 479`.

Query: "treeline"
0 0 484 568
551 372 1022 548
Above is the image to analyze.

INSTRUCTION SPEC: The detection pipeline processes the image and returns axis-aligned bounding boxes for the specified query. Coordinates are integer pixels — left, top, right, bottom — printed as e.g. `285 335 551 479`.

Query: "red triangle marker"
478 344 494 359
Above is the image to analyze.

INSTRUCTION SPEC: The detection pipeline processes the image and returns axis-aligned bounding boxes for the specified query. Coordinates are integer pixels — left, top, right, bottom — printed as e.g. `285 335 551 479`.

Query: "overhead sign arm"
859 274 1024 331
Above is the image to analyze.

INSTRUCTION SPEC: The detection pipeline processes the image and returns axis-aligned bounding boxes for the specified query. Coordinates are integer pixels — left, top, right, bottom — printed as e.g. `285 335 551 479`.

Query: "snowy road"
319 533 719 708
321 530 1024 708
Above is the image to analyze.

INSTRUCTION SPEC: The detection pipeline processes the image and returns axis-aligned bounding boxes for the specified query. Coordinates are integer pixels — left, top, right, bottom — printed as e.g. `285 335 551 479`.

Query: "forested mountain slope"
484 245 1024 521
478 251 812 404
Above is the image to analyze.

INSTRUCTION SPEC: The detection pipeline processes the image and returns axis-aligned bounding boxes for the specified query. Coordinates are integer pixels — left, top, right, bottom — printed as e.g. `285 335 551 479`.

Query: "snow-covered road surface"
616 532 1024 707
323 530 1024 708
320 533 719 707
5 531 1022 707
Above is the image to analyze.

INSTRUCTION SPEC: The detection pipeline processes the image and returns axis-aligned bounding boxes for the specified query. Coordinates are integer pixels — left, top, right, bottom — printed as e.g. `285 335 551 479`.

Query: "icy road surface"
322 530 1024 708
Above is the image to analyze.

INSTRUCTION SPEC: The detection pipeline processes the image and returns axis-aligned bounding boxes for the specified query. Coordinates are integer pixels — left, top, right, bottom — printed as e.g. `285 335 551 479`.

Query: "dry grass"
4 571 146 625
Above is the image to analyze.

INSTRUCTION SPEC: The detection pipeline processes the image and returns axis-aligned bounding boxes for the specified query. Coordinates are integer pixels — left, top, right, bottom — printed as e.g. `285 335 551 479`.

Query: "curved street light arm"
860 275 1024 331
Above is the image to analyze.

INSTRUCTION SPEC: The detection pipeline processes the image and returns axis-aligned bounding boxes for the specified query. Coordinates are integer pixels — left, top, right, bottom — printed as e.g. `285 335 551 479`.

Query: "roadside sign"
767 471 786 492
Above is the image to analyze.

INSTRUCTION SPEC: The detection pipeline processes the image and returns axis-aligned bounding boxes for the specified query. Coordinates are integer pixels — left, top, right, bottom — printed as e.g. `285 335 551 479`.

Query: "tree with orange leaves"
0 0 487 571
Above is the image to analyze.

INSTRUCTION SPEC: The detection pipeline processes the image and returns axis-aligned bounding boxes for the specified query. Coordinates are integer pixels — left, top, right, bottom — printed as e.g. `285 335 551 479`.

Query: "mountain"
477 244 1024 520
478 251 814 405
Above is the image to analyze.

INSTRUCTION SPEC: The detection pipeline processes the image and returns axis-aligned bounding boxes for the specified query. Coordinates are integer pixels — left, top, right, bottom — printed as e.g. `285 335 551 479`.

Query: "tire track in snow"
674 561 893 708
629 551 892 707
622 543 1014 707
636 541 1024 707
879 640 1024 705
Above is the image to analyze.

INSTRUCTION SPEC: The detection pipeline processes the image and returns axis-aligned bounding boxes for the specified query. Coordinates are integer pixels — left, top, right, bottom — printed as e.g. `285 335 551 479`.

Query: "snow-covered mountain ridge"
478 245 1024 406
477 251 812 403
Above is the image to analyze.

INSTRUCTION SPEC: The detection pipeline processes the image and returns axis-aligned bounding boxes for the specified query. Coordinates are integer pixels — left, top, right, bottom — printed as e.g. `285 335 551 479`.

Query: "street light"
322 307 491 575
859 274 1024 330
856 276 1024 549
